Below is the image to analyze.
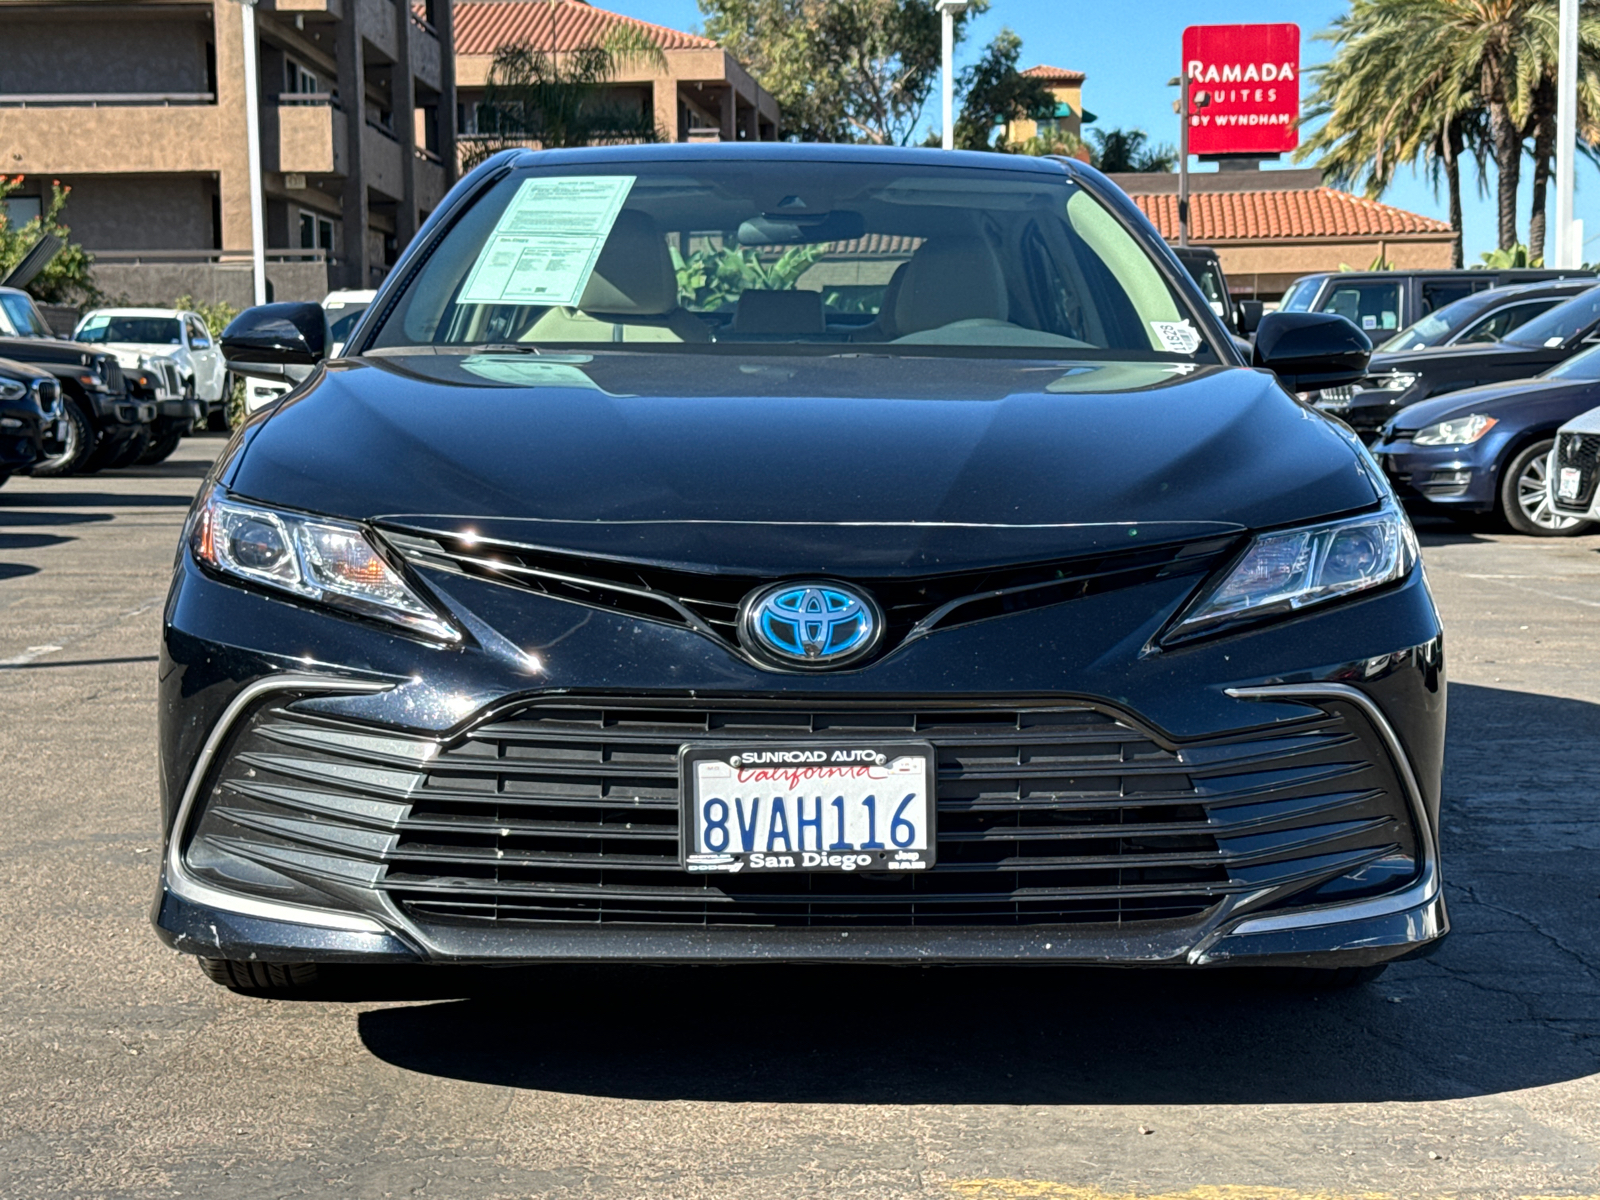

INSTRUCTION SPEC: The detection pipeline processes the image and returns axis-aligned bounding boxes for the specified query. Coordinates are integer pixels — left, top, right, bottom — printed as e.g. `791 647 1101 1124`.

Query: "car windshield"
1379 291 1498 351
1505 286 1600 348
327 303 370 343
76 316 182 345
368 157 1219 361
1543 342 1600 380
0 291 53 337
1278 278 1321 312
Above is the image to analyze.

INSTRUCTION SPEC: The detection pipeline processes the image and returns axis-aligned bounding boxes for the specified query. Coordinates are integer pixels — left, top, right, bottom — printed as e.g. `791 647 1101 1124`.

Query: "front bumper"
0 406 43 471
1371 437 1498 512
154 551 1449 970
89 391 156 428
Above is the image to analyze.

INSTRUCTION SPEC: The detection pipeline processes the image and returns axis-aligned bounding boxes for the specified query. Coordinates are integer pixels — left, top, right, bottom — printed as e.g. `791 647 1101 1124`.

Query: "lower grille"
185 695 1421 931
1554 432 1600 512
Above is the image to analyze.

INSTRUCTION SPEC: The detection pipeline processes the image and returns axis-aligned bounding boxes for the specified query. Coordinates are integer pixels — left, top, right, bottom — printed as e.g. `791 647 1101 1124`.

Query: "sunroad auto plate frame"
678 742 937 875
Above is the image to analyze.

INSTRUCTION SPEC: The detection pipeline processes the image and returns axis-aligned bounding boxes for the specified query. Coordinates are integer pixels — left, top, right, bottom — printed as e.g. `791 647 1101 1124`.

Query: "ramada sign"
1182 23 1300 156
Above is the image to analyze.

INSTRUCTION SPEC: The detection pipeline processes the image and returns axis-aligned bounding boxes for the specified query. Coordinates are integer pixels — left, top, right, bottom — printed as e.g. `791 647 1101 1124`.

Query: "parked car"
1549 406 1600 522
1312 284 1600 440
73 308 221 455
0 287 151 475
1279 267 1594 338
1370 345 1600 535
158 145 1445 994
240 289 376 415
1377 279 1594 354
0 356 60 488
1172 246 1261 343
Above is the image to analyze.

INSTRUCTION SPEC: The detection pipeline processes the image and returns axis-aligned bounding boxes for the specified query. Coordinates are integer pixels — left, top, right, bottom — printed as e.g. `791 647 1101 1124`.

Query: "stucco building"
452 0 780 162
1112 167 1456 301
1004 64 1089 147
0 0 457 303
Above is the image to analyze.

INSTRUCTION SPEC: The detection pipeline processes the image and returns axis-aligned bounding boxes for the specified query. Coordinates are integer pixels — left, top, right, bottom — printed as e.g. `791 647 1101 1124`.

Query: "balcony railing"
0 92 215 107
89 249 328 264
273 92 341 108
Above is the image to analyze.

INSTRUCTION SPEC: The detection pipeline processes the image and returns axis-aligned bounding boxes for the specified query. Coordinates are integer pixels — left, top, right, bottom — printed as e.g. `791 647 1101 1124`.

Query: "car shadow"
344 681 1600 1105
0 491 194 508
0 532 75 552
115 459 215 481
1409 511 1490 546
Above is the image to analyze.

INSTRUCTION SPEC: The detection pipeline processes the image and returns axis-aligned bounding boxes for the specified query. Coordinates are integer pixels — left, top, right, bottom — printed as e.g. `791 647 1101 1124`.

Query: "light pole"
1169 74 1209 247
1555 0 1579 268
937 0 968 151
241 0 267 305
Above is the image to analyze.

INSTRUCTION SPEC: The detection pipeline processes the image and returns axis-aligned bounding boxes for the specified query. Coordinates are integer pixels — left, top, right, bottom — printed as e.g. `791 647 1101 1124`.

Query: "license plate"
680 743 936 874
1559 466 1583 501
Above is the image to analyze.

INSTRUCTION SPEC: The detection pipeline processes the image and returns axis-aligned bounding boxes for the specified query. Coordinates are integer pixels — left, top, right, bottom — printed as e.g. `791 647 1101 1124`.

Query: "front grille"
185 695 1420 931
382 530 1236 660
1554 432 1600 512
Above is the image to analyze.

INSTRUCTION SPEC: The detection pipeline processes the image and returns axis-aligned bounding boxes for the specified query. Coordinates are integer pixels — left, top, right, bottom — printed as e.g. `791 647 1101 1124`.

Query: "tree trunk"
1491 99 1522 250
1528 102 1556 263
1446 121 1465 269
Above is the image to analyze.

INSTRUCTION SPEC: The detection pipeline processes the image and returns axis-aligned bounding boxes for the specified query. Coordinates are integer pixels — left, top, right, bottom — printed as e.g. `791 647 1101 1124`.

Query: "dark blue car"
1371 345 1600 535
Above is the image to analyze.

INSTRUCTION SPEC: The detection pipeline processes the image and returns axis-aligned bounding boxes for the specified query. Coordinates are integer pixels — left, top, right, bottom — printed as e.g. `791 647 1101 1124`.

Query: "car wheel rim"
1518 453 1581 530
41 414 78 469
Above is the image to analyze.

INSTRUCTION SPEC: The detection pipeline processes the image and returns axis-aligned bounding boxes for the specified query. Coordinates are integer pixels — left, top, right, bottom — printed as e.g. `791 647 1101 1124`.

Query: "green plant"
0 175 97 305
1004 129 1089 159
671 243 827 309
1089 128 1177 173
1478 243 1543 268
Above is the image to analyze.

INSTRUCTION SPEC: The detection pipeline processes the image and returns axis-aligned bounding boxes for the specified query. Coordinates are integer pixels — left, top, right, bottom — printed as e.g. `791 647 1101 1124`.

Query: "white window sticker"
458 175 636 308
1361 315 1377 330
1151 320 1202 354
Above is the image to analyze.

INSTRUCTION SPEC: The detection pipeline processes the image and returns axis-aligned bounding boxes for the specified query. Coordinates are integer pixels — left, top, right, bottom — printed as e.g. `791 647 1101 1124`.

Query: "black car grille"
1553 432 1600 511
184 695 1420 931
381 530 1237 660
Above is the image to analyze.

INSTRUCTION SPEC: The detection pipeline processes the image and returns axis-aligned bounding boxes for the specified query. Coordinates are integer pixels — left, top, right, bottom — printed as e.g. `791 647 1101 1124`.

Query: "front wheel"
32 397 97 476
137 429 184 465
1501 439 1592 536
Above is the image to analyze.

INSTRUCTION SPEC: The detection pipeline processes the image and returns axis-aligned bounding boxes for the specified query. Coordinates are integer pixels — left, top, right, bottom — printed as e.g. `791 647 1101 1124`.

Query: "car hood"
0 335 101 367
93 341 185 368
1392 377 1597 429
1365 341 1546 372
227 352 1381 574
0 355 55 383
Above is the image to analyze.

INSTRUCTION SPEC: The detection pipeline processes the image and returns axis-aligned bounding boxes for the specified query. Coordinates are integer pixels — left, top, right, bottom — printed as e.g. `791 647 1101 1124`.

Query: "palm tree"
1302 0 1600 257
1300 0 1486 265
465 21 667 166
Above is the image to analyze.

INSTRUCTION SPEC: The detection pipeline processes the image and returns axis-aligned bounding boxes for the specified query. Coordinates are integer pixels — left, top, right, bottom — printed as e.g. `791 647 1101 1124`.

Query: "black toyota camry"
155 145 1446 991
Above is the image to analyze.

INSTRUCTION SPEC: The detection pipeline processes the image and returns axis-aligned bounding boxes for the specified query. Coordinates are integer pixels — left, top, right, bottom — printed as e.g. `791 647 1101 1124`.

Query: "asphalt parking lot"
1 435 1598 1200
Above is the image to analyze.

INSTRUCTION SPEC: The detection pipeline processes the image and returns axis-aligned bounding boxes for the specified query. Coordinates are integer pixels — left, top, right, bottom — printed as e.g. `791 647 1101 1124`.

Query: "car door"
185 315 225 401
1451 299 1566 346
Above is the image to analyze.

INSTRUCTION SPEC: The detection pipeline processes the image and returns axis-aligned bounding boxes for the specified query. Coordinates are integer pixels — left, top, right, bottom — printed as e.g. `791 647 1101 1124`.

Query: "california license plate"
680 743 936 874
1559 466 1582 501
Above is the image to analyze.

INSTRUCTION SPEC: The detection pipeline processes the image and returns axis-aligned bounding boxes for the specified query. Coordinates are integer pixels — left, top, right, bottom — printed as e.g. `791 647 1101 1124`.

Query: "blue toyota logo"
739 581 882 669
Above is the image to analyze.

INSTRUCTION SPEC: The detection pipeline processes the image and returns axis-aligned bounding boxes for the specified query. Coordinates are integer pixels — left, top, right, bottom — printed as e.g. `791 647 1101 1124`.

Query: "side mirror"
1252 311 1370 392
221 301 326 383
1237 300 1264 335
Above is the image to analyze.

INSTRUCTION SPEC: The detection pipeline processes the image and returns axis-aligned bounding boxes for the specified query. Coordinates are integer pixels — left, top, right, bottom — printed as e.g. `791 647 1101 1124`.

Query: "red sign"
1182 24 1300 156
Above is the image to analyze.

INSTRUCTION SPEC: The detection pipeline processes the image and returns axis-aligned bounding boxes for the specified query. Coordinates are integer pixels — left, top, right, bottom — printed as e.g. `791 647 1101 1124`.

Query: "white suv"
1549 406 1600 522
73 308 227 405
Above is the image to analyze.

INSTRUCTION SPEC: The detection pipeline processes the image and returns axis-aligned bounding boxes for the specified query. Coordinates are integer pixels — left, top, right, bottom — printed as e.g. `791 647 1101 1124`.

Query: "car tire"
32 396 98 477
0 472 9 489
1500 438 1592 536
197 958 321 992
137 429 184 465
94 427 151 471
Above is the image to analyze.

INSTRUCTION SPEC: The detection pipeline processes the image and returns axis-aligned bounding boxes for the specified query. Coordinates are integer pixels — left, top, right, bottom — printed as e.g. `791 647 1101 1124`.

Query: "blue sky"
606 0 1600 262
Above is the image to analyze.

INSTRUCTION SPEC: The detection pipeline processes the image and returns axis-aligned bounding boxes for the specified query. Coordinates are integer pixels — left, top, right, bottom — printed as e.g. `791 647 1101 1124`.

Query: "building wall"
48 175 217 251
1008 81 1084 145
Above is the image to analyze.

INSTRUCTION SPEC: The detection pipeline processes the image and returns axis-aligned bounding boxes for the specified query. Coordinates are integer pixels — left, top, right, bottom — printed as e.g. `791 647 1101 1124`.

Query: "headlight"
190 485 460 642
1411 413 1497 445
1357 371 1419 394
0 379 24 402
1164 502 1418 643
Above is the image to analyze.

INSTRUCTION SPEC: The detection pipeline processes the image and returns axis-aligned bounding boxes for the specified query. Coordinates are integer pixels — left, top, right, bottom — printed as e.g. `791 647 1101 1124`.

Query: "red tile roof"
454 0 719 56
1022 65 1086 83
1133 188 1453 241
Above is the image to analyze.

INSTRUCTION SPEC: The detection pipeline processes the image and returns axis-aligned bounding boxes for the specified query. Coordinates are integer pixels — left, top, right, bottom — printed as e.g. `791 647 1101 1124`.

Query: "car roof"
79 307 187 318
505 141 1076 176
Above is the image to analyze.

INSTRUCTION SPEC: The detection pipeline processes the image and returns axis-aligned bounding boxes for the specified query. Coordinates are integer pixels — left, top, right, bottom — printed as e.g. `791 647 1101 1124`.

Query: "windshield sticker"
460 356 606 390
1546 336 1565 347
1150 320 1202 354
458 175 636 308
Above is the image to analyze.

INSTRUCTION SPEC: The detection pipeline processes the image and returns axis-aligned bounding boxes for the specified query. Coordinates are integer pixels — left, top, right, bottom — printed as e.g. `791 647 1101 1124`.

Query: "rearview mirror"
221 302 327 382
1253 311 1370 392
1236 300 1264 335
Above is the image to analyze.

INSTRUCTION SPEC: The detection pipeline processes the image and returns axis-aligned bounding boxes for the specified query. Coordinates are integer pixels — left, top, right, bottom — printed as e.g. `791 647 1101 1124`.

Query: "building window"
286 60 321 95
298 209 335 254
0 194 42 226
